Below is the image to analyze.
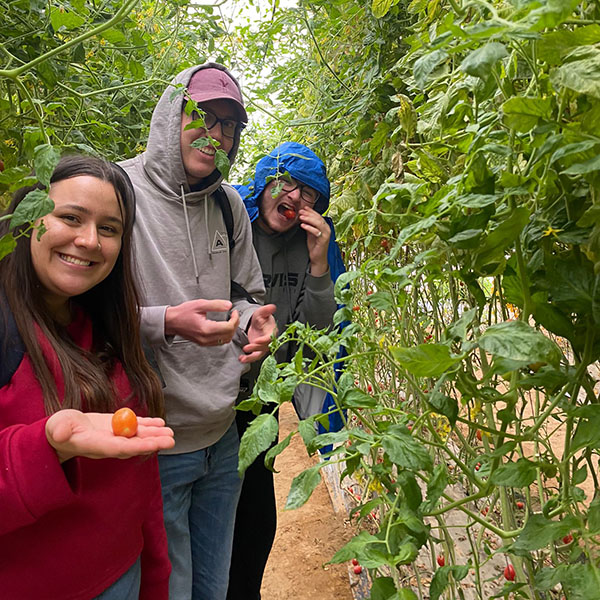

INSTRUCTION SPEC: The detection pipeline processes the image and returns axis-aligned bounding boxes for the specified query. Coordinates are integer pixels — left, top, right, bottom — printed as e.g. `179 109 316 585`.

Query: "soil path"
261 402 354 600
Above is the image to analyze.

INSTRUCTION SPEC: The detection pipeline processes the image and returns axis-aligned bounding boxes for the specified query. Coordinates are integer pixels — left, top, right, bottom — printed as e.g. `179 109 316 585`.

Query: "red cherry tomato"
516 501 524 509
437 555 445 567
476 429 482 441
562 534 573 544
283 209 296 219
351 558 359 566
111 407 138 438
504 564 516 581
353 565 362 574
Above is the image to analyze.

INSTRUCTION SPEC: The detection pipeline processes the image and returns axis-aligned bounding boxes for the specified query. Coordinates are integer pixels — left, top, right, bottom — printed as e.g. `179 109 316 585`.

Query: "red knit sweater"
0 307 170 599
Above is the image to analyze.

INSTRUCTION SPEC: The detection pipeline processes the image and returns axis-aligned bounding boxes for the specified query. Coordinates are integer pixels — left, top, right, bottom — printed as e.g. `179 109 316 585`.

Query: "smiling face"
257 179 319 234
180 99 237 185
30 175 124 318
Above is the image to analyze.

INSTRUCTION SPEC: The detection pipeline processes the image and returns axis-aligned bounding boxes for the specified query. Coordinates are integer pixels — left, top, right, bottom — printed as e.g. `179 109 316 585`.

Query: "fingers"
252 304 276 323
188 298 233 313
298 209 330 240
239 349 268 364
202 309 240 346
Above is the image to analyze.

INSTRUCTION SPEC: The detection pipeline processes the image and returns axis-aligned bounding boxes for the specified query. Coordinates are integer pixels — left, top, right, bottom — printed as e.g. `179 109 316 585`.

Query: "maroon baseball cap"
187 67 248 122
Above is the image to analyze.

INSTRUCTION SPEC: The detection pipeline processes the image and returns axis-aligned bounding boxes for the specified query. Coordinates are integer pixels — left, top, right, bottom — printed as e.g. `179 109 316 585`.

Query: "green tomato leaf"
285 465 322 509
33 144 60 187
238 413 279 476
551 49 600 100
371 0 400 18
430 565 470 600
587 495 600 534
562 154 600 175
190 136 211 147
0 233 17 261
264 431 293 473
391 343 461 377
421 464 448 513
49 6 85 30
214 149 231 179
10 189 54 228
382 431 433 472
298 418 317 450
340 388 378 409
479 320 561 366
474 207 530 272
490 458 538 487
461 43 508 79
329 530 383 564
510 513 579 553
502 96 553 132
413 49 448 89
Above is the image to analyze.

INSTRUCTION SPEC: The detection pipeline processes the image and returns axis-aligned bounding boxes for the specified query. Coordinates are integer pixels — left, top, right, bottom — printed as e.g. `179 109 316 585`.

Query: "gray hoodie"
120 64 265 454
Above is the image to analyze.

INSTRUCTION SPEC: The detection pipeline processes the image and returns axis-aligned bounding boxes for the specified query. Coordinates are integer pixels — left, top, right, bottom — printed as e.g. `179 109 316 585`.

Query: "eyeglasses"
192 110 245 139
275 178 319 205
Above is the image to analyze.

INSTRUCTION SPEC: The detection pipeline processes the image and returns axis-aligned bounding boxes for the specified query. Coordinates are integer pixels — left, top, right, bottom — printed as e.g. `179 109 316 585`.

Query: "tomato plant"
236 0 600 598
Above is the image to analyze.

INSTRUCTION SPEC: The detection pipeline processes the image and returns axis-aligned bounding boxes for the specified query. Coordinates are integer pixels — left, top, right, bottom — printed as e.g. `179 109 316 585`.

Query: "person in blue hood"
227 142 344 599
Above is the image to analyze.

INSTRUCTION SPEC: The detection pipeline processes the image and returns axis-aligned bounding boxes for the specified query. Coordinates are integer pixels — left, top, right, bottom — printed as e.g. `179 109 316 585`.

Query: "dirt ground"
261 402 355 600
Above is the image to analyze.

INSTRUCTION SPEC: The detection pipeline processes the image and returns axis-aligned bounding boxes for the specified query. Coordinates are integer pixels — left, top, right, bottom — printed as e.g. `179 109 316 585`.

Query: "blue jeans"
158 422 243 600
94 557 141 600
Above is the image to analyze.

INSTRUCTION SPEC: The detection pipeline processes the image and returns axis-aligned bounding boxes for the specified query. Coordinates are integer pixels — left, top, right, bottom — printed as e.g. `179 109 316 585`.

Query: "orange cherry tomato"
111 407 138 438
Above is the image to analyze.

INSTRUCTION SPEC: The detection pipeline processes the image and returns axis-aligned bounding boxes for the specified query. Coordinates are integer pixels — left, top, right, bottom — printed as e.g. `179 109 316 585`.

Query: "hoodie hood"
143 63 245 201
235 142 330 221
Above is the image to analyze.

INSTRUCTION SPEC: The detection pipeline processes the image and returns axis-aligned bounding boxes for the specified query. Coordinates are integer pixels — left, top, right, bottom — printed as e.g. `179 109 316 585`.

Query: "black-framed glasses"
276 178 319 205
192 110 245 139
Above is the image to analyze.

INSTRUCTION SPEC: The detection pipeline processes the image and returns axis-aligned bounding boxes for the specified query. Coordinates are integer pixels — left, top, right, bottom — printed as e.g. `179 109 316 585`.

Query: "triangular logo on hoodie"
212 230 228 253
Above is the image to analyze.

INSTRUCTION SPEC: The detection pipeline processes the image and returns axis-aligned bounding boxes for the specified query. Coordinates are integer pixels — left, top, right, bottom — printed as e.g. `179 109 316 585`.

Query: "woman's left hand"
299 207 330 277
45 409 175 463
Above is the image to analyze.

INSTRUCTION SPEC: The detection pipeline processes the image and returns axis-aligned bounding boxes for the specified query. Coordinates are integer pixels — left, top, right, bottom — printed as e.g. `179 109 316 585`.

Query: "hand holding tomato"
298 206 330 277
45 409 175 463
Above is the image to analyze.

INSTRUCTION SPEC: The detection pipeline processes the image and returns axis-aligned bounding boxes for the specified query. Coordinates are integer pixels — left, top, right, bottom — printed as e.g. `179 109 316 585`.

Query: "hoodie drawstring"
181 184 200 284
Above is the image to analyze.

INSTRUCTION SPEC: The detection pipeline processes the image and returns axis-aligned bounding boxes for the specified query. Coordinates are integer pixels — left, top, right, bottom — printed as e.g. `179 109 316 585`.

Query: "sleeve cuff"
306 268 334 293
140 306 170 346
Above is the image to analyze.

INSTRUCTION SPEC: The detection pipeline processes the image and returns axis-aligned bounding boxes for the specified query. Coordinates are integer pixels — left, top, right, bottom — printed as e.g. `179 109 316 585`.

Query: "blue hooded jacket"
235 142 346 437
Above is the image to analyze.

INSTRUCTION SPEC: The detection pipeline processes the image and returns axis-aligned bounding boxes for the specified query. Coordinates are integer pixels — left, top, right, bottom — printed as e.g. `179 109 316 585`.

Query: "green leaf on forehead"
10 189 54 228
33 144 60 187
214 150 231 179
271 181 284 198
0 233 17 261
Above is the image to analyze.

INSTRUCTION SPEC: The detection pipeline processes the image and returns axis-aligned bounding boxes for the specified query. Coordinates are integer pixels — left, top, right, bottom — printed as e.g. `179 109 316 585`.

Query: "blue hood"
235 142 330 222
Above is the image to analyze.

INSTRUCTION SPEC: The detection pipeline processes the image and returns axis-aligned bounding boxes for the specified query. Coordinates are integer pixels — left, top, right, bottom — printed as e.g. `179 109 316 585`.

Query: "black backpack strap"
0 300 26 389
214 186 258 305
214 185 235 250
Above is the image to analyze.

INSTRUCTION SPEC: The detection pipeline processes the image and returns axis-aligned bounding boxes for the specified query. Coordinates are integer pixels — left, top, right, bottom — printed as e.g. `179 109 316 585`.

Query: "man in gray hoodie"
120 63 276 600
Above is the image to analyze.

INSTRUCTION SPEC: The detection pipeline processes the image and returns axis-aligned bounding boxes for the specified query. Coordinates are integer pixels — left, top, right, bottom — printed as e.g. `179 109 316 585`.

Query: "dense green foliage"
236 1 600 598
3 1 600 597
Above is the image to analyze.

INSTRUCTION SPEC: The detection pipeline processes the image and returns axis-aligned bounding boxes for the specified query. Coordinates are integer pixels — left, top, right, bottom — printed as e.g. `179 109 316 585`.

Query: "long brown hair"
0 155 164 417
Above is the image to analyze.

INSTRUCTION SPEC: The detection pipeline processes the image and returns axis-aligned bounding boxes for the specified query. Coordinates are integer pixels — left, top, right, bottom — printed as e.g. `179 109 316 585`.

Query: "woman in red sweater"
0 155 174 599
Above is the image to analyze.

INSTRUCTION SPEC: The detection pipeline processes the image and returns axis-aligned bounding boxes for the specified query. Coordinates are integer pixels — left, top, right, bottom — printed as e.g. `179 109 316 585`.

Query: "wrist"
164 305 178 336
309 261 328 277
